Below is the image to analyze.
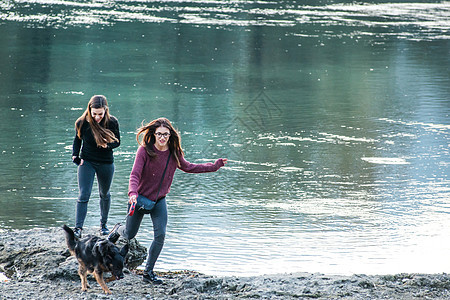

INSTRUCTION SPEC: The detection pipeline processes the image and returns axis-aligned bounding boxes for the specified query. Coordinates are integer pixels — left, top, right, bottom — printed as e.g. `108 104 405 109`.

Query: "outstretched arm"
179 156 227 173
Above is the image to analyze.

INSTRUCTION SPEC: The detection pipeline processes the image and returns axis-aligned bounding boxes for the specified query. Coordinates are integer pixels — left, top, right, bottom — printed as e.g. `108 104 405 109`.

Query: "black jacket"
72 116 120 164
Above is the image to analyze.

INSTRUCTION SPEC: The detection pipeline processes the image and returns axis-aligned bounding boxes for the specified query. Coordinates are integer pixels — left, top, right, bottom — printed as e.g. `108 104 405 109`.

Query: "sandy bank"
1 227 449 299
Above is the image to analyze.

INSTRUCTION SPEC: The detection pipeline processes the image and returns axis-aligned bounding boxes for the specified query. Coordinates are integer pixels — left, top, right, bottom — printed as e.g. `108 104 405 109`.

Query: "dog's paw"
104 275 116 283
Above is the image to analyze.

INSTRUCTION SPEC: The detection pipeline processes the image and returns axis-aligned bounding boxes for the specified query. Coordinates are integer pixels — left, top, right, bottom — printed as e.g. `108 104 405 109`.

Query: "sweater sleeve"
128 147 147 198
178 155 224 173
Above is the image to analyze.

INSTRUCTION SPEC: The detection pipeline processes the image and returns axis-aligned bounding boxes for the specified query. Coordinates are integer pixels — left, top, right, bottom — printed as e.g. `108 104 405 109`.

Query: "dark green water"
0 0 449 275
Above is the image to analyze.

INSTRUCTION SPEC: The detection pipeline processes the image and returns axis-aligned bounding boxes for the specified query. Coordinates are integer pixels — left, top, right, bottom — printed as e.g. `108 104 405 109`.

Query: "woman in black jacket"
71 95 120 238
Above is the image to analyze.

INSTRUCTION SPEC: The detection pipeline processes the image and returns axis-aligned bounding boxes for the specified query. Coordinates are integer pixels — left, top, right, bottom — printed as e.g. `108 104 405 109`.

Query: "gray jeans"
118 197 168 273
75 160 114 229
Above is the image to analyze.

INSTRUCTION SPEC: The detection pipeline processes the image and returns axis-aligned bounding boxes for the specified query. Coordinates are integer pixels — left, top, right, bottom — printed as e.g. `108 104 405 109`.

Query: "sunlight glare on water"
0 1 448 40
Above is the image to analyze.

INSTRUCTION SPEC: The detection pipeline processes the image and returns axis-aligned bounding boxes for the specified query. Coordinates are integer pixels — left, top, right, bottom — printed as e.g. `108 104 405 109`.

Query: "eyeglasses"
155 132 171 138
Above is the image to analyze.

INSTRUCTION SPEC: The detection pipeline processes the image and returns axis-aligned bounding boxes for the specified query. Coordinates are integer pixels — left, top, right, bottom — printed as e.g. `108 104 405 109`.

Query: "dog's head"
93 240 129 280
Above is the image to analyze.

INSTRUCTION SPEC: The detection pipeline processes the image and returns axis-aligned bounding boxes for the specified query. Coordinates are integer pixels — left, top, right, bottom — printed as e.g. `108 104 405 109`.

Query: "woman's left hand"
99 138 108 148
221 158 228 165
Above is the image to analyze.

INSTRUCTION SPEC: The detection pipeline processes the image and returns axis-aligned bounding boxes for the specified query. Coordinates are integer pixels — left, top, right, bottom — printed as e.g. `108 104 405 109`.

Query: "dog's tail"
62 224 76 252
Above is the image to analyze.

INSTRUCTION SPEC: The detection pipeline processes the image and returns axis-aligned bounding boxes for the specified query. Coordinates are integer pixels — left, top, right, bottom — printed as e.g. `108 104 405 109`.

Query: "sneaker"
100 224 109 236
73 227 82 239
107 223 121 243
143 271 163 284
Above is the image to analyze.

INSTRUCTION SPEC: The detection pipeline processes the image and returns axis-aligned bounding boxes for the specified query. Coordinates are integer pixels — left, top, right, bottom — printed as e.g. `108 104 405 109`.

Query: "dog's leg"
78 264 88 292
94 270 112 294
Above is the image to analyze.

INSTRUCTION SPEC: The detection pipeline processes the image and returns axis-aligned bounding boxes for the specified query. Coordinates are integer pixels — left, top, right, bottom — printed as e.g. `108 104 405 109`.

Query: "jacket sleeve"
107 117 121 150
178 155 224 173
72 129 82 157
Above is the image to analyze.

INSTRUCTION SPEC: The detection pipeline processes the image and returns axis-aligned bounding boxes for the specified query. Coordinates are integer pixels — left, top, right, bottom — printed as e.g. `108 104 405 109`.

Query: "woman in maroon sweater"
109 117 227 284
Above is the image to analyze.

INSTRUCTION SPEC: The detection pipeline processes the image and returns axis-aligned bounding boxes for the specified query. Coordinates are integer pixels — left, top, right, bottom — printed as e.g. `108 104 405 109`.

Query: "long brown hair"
75 95 118 147
136 117 184 167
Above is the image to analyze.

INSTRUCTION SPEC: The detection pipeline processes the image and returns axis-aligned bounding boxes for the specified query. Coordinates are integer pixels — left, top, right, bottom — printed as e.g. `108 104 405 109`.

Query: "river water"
0 0 449 276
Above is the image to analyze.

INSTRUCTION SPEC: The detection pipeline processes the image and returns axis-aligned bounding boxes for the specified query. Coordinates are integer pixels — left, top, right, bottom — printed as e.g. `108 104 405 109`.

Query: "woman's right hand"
129 195 137 204
72 156 84 166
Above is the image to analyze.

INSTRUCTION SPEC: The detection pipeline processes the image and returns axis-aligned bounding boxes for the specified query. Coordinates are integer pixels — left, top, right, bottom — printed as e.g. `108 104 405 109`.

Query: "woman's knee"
122 230 136 240
99 191 111 200
78 181 93 201
97 164 114 193
123 215 143 239
77 196 90 203
154 232 166 244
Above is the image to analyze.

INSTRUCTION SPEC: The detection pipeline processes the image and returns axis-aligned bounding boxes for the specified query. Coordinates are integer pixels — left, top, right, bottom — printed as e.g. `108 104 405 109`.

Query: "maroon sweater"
128 145 225 200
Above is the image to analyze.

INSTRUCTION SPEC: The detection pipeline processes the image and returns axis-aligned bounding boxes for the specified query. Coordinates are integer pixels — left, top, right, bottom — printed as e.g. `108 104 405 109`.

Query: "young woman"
108 117 227 284
72 95 120 238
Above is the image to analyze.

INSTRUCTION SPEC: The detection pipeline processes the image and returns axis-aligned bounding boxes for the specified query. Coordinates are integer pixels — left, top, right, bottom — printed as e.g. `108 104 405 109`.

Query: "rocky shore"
1 227 450 299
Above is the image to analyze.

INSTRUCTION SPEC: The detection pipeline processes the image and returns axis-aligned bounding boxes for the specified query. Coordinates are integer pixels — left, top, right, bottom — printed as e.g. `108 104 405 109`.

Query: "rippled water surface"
0 0 449 276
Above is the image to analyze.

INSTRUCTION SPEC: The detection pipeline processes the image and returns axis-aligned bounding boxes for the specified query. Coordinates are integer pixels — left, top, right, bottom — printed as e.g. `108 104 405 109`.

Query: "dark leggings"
118 197 168 273
75 160 114 229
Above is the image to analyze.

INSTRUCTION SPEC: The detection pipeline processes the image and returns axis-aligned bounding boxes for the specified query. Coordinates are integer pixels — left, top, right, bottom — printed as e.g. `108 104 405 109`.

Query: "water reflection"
0 1 449 276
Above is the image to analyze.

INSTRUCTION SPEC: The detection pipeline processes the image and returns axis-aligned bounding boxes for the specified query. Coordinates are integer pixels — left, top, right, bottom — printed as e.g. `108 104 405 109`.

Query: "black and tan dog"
62 225 128 294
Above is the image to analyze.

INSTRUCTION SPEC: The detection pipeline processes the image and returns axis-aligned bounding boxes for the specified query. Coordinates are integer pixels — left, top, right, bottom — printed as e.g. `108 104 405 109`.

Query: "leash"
120 204 134 223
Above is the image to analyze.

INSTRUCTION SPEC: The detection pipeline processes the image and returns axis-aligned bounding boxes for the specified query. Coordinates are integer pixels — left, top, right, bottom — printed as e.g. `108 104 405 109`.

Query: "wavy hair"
75 95 118 147
136 117 184 167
